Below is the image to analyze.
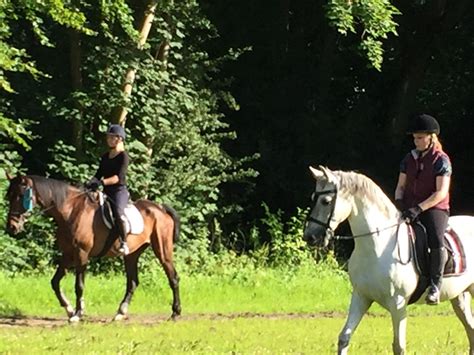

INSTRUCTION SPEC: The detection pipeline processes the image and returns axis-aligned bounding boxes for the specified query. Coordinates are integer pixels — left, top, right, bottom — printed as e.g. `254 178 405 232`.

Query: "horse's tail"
161 204 180 243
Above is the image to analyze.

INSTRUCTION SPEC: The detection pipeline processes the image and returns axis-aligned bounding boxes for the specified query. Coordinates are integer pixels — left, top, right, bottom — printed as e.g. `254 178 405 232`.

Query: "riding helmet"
106 124 126 140
407 114 440 135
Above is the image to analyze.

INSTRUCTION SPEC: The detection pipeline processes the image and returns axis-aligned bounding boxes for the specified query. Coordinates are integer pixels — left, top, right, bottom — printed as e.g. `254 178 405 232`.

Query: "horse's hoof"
68 315 81 323
113 313 128 321
169 313 180 321
65 306 75 318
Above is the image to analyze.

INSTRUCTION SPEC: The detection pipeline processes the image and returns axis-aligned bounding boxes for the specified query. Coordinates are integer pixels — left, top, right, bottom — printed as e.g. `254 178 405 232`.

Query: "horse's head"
5 174 35 235
303 166 352 247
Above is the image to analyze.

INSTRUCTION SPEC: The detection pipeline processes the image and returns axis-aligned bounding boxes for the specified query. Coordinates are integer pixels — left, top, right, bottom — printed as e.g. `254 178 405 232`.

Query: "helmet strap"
417 140 433 155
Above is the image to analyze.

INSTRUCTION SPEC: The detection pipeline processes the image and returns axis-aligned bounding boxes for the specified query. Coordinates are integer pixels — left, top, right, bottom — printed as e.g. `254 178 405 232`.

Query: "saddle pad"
98 192 144 235
123 203 144 235
444 227 466 276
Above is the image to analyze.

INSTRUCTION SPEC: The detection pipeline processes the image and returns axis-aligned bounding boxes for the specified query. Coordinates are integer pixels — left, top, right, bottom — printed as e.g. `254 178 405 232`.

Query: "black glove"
394 199 405 211
402 205 422 223
85 177 102 191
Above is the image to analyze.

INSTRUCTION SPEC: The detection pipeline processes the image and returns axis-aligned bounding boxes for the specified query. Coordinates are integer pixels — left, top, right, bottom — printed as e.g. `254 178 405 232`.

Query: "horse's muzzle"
6 220 23 236
303 230 331 248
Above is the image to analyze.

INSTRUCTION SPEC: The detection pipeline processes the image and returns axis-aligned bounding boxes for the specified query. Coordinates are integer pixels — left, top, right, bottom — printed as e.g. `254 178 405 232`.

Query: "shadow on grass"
0 299 24 318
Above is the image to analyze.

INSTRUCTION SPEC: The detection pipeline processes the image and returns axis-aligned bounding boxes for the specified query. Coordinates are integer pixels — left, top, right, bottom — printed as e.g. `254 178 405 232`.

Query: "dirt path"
0 311 348 328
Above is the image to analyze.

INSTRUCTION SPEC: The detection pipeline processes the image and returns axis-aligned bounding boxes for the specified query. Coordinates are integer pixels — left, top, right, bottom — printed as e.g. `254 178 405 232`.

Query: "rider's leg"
420 208 449 305
111 189 130 255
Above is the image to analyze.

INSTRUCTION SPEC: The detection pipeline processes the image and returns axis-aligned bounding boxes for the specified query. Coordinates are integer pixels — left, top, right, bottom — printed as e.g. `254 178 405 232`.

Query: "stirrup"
118 242 129 256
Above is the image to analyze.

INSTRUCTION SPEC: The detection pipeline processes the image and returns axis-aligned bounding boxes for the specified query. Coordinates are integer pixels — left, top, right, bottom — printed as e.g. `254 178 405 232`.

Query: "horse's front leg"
338 291 372 355
388 295 408 355
68 265 87 323
114 252 141 321
51 258 74 318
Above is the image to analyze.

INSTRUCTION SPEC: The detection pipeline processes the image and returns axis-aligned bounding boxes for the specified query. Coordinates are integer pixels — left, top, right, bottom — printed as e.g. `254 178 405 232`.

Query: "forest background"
0 0 473 274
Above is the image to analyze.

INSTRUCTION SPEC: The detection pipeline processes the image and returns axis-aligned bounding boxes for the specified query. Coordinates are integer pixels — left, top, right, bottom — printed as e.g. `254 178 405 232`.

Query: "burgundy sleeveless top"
400 146 451 210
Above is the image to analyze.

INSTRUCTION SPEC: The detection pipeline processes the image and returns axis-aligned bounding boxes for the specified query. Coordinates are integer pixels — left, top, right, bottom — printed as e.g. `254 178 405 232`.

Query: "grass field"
0 266 470 354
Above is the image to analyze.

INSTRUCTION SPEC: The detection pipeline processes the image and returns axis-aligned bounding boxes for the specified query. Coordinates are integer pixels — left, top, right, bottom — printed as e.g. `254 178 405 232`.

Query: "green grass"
0 316 470 354
0 266 453 318
0 266 356 318
0 266 470 354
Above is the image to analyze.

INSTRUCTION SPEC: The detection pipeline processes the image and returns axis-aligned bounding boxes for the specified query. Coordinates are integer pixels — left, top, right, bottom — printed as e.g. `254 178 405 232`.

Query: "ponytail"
432 134 443 151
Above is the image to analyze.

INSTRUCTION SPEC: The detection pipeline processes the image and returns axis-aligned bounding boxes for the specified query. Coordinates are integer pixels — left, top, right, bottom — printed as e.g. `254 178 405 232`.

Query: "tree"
0 0 92 148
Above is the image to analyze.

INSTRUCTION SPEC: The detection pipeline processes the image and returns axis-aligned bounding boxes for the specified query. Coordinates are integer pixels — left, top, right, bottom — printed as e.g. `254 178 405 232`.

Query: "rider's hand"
85 177 102 191
402 205 423 223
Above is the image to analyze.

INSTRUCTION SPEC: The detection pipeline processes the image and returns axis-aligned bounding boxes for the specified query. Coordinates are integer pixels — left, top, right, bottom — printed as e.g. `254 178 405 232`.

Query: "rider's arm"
418 175 450 211
102 175 119 186
395 172 407 200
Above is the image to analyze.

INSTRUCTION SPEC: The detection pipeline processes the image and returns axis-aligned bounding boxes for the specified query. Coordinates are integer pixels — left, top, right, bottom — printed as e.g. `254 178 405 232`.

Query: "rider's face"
412 133 431 151
106 134 121 148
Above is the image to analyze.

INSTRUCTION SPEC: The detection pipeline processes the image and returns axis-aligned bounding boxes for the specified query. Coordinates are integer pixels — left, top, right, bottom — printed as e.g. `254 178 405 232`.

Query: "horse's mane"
30 175 81 210
334 171 397 217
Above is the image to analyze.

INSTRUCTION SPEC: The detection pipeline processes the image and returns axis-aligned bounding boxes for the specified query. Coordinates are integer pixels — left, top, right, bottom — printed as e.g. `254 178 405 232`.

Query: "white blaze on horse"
303 166 474 355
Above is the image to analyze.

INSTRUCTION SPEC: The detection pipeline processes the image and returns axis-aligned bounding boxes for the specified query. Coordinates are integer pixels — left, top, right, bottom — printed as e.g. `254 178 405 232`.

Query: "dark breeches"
419 208 449 249
107 187 129 218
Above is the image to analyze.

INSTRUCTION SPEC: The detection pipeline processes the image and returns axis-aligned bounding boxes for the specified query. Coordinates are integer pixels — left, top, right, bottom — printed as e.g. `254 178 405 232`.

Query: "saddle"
98 192 144 235
407 221 466 304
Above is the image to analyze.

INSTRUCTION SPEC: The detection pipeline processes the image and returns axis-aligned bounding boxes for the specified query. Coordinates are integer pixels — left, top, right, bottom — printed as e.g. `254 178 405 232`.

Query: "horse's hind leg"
451 291 474 355
51 257 74 318
114 250 143 321
151 235 181 320
163 261 181 320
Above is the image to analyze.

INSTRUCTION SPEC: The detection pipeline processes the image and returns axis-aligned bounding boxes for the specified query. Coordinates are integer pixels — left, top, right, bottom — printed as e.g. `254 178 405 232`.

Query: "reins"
333 221 405 240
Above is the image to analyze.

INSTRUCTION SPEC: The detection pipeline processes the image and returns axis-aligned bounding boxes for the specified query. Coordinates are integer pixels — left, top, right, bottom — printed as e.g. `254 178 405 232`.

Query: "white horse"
303 166 474 355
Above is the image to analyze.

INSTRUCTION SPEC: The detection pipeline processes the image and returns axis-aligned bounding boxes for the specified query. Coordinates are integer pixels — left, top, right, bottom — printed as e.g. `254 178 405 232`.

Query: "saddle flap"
410 223 466 277
98 192 144 235
408 223 466 305
99 192 114 230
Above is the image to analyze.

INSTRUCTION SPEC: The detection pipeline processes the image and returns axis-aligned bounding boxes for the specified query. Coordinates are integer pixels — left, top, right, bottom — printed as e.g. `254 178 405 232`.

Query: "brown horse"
5 174 181 322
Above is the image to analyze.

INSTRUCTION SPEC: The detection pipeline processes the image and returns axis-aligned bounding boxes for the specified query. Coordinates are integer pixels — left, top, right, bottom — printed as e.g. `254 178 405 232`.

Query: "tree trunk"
115 1 158 126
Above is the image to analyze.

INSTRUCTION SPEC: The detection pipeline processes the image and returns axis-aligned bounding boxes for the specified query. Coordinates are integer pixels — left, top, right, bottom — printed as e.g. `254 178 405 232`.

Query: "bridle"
306 184 404 241
306 186 338 239
7 184 34 219
7 180 89 220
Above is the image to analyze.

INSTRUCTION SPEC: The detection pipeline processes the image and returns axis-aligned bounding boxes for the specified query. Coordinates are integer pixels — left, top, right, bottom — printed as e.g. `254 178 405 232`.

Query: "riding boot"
116 216 130 256
425 247 447 305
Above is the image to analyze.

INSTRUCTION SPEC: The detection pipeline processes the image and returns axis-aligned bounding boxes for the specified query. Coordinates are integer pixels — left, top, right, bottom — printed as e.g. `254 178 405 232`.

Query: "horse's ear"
319 166 337 183
5 171 14 180
309 166 324 179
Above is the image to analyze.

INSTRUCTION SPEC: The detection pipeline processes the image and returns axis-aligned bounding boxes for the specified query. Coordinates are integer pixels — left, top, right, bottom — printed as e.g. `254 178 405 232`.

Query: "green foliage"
260 204 313 267
0 167 59 274
326 0 400 70
0 0 93 146
0 0 258 273
46 0 257 247
48 140 96 182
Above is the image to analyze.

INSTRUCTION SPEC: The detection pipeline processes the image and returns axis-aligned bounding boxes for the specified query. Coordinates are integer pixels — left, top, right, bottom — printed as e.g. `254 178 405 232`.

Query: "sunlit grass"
0 316 469 354
0 265 470 354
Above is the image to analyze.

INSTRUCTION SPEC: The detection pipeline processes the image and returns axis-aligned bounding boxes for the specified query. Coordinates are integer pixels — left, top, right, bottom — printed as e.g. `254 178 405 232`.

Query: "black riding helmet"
106 124 126 140
407 114 440 135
